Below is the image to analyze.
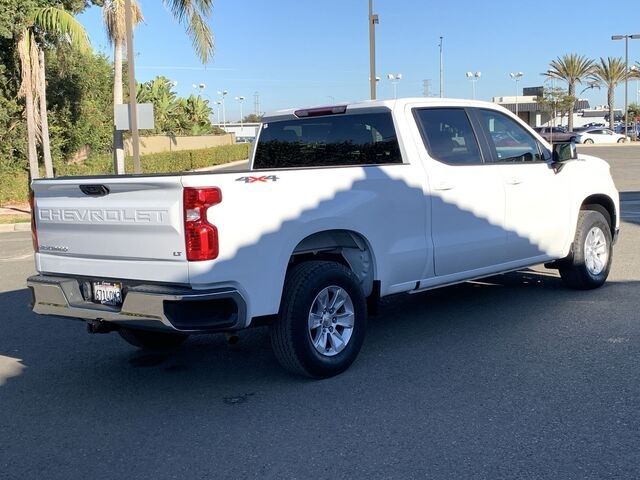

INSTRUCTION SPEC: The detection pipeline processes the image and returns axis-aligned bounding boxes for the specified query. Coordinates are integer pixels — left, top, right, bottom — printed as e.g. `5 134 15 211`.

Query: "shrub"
0 143 250 204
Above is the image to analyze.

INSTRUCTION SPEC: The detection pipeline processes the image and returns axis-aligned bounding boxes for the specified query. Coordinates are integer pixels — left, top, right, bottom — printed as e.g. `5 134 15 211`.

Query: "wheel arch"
580 194 616 237
288 229 377 298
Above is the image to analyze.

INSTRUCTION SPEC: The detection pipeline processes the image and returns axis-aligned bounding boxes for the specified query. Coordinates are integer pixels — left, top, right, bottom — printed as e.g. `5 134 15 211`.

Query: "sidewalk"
0 204 30 232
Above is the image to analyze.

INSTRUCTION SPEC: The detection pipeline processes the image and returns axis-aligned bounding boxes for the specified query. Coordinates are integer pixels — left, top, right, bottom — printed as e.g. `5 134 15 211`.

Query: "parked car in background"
533 126 576 143
582 122 605 129
574 128 628 144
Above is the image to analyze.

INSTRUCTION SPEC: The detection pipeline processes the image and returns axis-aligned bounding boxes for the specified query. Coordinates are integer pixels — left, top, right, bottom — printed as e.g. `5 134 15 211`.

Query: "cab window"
477 109 543 163
413 108 482 165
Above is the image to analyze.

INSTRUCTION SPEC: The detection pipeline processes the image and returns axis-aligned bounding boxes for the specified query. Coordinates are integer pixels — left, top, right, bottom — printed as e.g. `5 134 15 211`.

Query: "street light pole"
612 34 640 140
236 96 245 130
368 0 379 100
465 71 481 99
439 36 444 98
217 90 228 129
124 0 141 173
510 72 524 117
387 73 402 99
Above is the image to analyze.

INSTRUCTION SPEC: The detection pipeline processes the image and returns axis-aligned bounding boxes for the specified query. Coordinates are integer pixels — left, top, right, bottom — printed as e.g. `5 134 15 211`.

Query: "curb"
0 222 31 233
190 159 249 172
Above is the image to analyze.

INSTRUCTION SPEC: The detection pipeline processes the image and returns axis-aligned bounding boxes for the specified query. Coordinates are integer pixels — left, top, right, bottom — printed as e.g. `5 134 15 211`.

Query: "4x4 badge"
235 176 279 183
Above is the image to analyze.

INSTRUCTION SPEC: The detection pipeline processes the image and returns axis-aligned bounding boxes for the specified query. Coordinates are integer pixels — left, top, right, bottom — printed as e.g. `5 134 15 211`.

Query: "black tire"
270 261 367 378
570 137 576 143
118 328 189 350
584 138 594 144
617 138 625 143
559 210 612 290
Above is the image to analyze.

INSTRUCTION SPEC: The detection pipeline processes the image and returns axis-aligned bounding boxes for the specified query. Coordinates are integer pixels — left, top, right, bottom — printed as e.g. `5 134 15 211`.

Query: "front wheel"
270 261 367 378
584 138 594 144
559 211 612 290
118 328 189 350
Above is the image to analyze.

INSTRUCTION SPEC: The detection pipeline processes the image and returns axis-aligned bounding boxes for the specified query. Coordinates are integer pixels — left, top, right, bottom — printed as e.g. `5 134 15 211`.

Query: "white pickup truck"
28 98 619 378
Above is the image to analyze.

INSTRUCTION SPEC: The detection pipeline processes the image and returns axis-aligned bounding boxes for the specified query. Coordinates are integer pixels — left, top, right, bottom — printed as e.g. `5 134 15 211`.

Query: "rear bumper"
27 275 247 333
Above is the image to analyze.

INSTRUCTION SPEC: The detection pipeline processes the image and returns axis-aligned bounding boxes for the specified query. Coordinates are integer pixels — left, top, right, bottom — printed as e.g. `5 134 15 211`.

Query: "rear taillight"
29 189 38 252
183 187 222 261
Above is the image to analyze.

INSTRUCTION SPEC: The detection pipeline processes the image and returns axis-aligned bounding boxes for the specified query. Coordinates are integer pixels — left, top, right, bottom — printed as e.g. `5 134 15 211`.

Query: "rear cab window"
253 111 402 169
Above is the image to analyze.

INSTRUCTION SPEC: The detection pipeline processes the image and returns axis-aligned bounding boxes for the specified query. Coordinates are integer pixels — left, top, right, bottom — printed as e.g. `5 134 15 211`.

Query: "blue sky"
79 0 640 121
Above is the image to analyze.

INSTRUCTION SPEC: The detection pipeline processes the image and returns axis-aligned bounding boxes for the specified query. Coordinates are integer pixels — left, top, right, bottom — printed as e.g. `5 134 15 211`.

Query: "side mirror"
552 142 577 163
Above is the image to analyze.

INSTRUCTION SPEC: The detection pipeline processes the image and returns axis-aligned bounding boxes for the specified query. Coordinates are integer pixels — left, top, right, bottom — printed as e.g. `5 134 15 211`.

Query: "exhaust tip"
226 333 240 345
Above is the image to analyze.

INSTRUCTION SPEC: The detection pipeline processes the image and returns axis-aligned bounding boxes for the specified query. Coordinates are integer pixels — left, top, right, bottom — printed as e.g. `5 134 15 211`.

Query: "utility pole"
253 91 261 116
124 0 141 173
368 0 379 100
439 36 444 98
423 79 431 97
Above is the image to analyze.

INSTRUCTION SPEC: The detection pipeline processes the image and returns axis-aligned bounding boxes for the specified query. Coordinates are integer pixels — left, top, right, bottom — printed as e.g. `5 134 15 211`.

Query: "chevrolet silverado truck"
28 98 620 378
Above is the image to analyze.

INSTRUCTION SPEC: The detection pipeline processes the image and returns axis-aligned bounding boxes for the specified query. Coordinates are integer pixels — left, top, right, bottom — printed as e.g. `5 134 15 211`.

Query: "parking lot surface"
1 146 639 479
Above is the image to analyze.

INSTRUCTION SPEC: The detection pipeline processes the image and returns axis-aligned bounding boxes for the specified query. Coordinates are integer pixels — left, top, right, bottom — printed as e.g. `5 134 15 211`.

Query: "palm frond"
103 0 144 44
33 7 91 52
162 0 214 64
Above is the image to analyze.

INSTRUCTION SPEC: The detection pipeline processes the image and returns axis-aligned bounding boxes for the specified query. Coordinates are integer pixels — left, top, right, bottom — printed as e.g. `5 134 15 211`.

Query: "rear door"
33 175 189 284
413 107 509 277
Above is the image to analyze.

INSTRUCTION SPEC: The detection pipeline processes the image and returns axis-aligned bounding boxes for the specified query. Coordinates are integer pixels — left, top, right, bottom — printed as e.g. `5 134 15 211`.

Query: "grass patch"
0 143 250 205
0 215 30 224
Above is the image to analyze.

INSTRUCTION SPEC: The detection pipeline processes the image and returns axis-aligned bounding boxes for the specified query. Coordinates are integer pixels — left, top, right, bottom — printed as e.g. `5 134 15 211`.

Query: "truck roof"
262 97 507 122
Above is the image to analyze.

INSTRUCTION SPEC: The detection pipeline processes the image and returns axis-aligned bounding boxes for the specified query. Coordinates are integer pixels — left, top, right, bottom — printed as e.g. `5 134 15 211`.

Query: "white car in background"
574 128 627 144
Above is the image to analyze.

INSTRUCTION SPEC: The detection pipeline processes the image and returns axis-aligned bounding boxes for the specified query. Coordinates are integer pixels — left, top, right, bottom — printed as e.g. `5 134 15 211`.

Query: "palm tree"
17 7 90 179
544 54 594 132
589 57 631 129
103 0 215 174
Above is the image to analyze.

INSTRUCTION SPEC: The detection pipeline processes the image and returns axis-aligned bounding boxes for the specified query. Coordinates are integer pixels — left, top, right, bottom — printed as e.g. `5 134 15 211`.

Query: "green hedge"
0 143 250 205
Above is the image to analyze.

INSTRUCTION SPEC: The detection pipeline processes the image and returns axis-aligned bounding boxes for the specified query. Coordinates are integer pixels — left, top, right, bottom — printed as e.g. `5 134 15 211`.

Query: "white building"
220 123 261 143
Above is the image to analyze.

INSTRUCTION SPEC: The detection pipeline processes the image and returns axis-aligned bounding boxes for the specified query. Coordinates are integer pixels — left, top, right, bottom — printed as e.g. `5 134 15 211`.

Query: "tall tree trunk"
567 81 575 132
38 48 54 178
113 39 125 174
608 87 615 130
21 41 39 180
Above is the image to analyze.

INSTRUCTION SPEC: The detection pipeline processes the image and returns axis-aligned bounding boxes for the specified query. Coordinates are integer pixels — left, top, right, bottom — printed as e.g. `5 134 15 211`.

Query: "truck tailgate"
32 176 188 284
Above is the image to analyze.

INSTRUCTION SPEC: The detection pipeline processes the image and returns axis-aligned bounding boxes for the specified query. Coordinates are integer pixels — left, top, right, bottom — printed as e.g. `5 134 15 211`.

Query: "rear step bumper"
27 275 247 333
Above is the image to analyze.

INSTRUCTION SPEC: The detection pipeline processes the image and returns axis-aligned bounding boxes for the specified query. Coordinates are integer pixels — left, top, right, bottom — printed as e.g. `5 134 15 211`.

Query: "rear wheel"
270 261 367 378
118 328 189 350
617 138 625 143
559 211 612 290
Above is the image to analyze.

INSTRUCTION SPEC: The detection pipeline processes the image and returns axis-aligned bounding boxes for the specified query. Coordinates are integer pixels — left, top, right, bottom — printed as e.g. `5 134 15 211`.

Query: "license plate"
92 282 123 306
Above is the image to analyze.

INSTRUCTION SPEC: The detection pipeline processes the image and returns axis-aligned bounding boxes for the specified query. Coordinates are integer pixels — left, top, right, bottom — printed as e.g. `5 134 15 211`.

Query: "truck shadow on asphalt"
0 269 635 396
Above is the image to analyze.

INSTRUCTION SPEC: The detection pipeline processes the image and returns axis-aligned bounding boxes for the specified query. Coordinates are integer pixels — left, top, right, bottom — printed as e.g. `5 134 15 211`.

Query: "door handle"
433 182 454 191
505 177 522 185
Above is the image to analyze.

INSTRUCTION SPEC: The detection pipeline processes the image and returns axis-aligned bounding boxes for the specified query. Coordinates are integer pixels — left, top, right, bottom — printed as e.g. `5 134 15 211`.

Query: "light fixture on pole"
235 96 245 130
465 71 481 99
368 0 379 100
612 34 640 139
509 72 524 117
387 73 402 99
217 90 228 129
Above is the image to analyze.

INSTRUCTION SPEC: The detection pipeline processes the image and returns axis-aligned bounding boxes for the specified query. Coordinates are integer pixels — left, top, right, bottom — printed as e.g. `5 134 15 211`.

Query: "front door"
473 108 571 261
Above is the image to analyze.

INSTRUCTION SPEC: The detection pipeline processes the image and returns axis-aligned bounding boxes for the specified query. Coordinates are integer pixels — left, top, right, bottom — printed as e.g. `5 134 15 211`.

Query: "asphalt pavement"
1 149 639 479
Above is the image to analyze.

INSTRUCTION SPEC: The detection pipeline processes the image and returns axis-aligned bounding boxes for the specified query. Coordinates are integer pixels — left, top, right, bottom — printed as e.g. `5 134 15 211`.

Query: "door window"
413 108 482 165
477 109 543 163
